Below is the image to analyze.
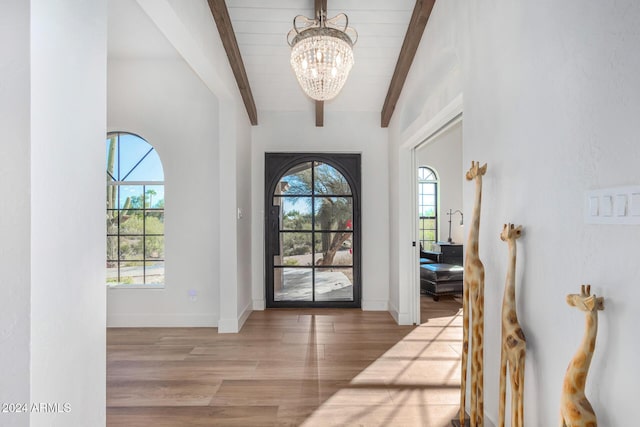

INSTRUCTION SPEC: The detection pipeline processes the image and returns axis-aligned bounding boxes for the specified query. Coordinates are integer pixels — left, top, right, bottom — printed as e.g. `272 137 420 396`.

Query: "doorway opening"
410 109 463 324
265 153 361 308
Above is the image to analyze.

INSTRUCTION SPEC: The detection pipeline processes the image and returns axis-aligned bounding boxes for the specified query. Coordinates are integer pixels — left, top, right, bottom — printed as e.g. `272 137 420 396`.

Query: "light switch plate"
589 197 599 216
631 193 640 217
586 186 640 224
615 194 628 216
601 195 613 216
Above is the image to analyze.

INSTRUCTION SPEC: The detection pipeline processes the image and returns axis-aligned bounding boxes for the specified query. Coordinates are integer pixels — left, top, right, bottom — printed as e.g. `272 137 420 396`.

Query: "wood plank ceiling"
209 0 434 128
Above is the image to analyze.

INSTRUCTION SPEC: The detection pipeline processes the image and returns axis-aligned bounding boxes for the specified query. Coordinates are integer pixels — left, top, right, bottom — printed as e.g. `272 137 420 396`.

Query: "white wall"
391 0 640 424
236 110 253 324
416 122 464 245
388 0 463 325
30 0 107 425
0 2 31 425
107 59 221 326
251 111 390 311
217 100 255 333
107 0 253 331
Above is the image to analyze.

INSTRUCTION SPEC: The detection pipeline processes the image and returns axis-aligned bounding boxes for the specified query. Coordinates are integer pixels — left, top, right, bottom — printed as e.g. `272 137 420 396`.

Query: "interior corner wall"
30 0 107 425
392 0 640 424
1 2 31 425
107 58 221 327
416 122 463 245
235 107 253 325
387 134 401 321
251 111 390 311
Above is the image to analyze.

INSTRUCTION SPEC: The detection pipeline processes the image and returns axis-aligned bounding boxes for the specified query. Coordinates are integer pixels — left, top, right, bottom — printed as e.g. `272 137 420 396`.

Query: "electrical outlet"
188 289 197 301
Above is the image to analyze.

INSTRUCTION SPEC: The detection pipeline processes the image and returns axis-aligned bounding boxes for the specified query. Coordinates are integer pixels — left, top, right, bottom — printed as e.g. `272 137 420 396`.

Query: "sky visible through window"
107 133 164 208
107 133 164 182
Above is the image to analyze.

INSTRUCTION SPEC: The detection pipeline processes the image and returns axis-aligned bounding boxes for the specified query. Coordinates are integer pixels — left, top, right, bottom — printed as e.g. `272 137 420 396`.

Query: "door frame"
264 152 362 308
406 95 463 324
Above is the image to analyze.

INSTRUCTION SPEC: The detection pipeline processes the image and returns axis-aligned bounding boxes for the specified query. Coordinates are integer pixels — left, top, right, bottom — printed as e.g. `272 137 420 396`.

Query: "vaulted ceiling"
109 0 435 127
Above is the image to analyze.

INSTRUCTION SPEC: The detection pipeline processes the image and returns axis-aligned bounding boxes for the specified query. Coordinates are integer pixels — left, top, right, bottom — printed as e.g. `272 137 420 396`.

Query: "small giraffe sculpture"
459 161 487 427
560 285 604 427
498 224 526 427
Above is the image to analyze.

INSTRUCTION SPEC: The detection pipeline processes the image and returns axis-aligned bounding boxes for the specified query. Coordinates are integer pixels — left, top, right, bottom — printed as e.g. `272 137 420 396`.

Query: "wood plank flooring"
107 296 463 426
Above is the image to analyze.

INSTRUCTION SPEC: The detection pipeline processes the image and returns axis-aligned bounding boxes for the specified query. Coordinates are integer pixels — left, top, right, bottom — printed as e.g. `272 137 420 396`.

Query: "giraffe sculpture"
560 285 604 427
498 224 526 427
458 161 487 427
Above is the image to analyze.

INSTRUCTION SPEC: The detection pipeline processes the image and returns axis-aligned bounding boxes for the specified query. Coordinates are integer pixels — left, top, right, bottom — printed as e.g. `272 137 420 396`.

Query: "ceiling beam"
207 0 258 126
314 0 327 127
380 0 435 128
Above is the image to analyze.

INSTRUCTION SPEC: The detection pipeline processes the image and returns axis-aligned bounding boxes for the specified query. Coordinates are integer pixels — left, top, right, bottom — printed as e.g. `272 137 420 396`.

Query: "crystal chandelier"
287 11 357 101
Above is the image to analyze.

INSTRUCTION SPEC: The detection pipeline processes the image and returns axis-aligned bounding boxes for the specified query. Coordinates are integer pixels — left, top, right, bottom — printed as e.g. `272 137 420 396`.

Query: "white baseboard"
396 312 413 325
107 313 218 327
253 299 265 310
218 301 253 333
361 299 388 311
238 301 252 329
389 301 400 324
388 301 413 325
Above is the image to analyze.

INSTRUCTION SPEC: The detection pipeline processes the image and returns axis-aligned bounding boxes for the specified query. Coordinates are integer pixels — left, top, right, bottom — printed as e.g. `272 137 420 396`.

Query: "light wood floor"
107 296 463 426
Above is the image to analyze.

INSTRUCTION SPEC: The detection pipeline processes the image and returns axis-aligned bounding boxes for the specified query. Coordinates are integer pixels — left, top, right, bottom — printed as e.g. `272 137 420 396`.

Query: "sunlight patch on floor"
299 301 463 426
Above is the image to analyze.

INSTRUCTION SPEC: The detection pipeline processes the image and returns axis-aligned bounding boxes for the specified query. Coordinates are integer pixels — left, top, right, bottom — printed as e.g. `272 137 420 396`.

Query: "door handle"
269 205 280 255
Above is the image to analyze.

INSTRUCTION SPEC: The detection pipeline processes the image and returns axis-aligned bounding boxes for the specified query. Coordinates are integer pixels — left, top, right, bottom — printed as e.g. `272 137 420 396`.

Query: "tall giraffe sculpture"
498 224 526 427
458 161 487 427
560 285 604 427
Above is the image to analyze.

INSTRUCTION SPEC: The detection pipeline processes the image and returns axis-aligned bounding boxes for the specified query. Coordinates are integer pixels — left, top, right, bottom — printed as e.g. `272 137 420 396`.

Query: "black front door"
265 153 361 308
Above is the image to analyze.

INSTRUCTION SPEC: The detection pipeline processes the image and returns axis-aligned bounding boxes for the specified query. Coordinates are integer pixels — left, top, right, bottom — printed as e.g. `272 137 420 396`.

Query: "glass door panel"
313 197 353 230
314 162 351 195
314 267 354 301
279 162 313 195
266 154 360 307
275 232 313 266
273 267 313 301
314 232 353 266
277 197 312 230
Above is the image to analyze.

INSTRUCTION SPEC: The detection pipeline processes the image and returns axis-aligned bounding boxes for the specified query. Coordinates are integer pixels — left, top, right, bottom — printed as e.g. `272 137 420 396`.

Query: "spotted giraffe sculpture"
498 224 526 427
560 285 604 427
458 161 487 427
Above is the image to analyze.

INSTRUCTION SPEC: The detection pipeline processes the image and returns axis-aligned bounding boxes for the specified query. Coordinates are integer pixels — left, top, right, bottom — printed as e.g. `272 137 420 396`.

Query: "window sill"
107 283 165 290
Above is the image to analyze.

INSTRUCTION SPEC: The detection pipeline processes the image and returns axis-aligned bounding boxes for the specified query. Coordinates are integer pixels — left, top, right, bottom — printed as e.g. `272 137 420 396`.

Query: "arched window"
106 132 164 285
418 166 438 251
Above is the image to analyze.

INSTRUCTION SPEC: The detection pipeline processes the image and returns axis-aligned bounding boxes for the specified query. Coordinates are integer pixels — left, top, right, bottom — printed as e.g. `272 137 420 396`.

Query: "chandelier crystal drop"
287 12 357 101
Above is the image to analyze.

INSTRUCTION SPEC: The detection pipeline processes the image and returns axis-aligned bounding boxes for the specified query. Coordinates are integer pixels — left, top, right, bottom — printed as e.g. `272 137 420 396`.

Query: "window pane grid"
272 161 355 303
418 166 438 250
107 132 165 285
